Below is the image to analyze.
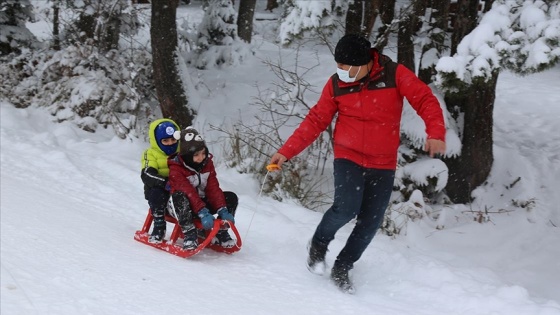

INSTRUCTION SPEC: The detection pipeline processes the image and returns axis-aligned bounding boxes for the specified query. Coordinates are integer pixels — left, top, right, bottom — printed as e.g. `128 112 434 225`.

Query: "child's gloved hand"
197 208 214 230
217 207 235 224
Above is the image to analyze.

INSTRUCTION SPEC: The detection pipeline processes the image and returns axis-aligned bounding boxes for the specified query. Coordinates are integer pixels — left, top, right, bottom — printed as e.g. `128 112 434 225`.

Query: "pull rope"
243 170 272 241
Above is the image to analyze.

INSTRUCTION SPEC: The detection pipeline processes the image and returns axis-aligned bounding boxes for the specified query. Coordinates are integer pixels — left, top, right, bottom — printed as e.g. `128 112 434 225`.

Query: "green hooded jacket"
140 118 180 193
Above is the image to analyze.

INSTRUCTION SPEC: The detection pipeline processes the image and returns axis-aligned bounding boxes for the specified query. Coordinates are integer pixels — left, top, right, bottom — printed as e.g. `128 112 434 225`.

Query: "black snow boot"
148 219 166 243
182 227 198 251
212 229 235 248
307 240 328 275
197 228 206 240
331 262 355 294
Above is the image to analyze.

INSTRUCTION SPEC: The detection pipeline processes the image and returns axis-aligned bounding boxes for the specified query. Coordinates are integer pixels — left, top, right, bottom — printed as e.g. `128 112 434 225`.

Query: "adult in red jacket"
269 34 446 293
168 127 238 250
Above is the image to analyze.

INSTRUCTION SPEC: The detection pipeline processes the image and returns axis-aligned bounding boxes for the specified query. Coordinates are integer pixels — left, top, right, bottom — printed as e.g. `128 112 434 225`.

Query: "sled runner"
134 209 242 258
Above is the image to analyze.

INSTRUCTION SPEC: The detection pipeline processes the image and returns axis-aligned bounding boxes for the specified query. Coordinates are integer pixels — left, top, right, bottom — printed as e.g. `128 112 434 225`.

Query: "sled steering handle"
266 164 281 172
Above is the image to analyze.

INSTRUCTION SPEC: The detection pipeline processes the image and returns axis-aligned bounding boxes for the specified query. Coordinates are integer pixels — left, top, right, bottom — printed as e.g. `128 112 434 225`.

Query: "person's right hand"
269 153 287 169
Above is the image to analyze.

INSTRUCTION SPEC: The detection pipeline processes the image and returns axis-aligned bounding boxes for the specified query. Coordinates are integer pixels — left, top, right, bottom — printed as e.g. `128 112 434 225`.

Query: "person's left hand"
217 207 235 223
425 139 446 157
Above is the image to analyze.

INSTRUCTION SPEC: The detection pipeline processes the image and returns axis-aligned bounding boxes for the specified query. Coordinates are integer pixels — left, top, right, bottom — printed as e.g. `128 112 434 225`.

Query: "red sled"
134 209 242 258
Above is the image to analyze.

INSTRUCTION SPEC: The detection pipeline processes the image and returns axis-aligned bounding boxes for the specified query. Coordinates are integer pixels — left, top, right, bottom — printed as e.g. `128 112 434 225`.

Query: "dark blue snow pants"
146 187 170 220
311 158 395 269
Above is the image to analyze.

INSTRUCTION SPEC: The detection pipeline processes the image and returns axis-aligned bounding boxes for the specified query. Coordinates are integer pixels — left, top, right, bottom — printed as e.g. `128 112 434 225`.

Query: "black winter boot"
307 240 328 275
212 229 235 248
148 218 166 243
331 262 355 294
182 227 198 250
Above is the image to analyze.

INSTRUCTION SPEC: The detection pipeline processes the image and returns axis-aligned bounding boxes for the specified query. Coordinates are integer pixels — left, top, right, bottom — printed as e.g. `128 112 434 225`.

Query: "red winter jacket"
167 153 226 213
278 50 446 170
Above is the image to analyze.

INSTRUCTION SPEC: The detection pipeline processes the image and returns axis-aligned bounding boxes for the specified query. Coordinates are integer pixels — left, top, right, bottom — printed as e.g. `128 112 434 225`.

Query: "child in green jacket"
140 118 180 243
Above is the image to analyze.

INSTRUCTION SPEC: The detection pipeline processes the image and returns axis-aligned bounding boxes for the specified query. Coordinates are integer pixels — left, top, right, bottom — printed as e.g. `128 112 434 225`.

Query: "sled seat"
134 209 242 258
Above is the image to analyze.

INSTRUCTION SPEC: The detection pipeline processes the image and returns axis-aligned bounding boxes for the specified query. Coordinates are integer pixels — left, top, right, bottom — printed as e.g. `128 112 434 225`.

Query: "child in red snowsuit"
167 127 238 250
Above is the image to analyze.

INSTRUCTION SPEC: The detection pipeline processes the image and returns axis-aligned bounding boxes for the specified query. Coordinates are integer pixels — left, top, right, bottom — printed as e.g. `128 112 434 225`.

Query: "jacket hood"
148 118 180 155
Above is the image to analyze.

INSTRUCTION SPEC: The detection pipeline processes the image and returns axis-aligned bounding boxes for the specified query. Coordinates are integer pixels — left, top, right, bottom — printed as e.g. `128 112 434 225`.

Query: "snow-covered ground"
2 2 560 315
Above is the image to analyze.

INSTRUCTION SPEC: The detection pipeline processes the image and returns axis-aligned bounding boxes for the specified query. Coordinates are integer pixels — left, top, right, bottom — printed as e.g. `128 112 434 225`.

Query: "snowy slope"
2 1 560 313
2 67 560 314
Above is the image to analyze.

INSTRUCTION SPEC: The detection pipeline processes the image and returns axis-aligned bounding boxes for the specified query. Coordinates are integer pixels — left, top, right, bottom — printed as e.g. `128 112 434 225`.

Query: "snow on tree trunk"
345 0 378 38
450 0 480 56
397 7 416 72
237 0 256 43
151 0 195 128
418 0 450 84
435 0 560 203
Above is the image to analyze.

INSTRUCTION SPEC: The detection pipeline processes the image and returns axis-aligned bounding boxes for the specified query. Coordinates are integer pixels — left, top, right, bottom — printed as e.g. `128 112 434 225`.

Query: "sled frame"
134 209 242 258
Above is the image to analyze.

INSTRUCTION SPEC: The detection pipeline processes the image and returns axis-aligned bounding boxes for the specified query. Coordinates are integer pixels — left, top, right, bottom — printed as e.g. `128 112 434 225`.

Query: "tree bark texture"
482 0 493 13
418 0 450 84
412 0 427 33
265 0 278 12
77 13 96 41
451 0 479 55
151 0 195 128
53 2 60 50
237 0 256 43
397 9 415 72
345 0 378 37
374 0 395 52
444 72 498 203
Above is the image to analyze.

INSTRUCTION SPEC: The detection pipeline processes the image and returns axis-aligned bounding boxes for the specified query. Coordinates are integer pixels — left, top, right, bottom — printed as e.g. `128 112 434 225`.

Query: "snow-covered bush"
0 0 156 139
0 44 154 139
395 90 461 204
188 0 251 69
0 0 37 55
214 47 334 211
382 190 433 236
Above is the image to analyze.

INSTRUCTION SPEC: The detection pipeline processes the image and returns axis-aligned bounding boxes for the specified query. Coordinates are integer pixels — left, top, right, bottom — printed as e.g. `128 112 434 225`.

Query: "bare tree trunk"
397 8 415 72
482 0 493 13
444 72 498 203
237 0 256 43
418 0 450 84
101 13 121 51
345 0 379 37
151 0 195 127
265 0 278 12
374 0 395 52
413 0 427 33
53 1 60 51
363 0 379 38
451 0 479 55
77 12 96 42
345 0 364 35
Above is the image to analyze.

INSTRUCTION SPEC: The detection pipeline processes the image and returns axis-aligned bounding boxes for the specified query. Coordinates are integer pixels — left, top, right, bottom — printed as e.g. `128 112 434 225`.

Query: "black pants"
145 186 170 222
170 191 238 230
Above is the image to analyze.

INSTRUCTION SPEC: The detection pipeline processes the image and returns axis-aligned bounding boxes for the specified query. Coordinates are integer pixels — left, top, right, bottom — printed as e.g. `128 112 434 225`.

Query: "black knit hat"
175 127 207 156
334 34 372 66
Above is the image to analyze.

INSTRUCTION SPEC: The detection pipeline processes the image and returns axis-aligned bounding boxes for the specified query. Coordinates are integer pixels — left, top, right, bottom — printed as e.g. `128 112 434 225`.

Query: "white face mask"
336 65 361 83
